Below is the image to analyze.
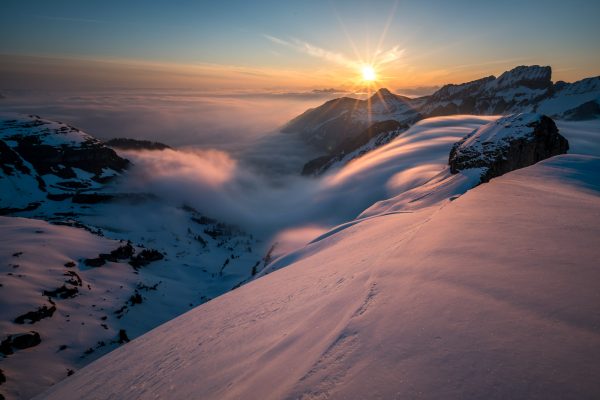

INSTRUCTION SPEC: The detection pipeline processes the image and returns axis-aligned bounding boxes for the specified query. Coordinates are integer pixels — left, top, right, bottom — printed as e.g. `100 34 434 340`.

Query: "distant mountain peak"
374 87 394 96
493 65 552 90
369 88 413 107
370 88 401 101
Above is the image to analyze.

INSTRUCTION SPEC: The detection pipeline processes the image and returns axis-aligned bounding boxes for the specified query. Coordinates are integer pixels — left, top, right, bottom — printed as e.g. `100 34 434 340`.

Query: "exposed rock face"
301 155 332 176
1 116 129 179
0 113 130 212
301 120 409 175
129 249 164 269
334 119 409 156
105 138 171 151
14 304 56 324
420 66 553 117
449 113 569 183
118 329 130 344
0 331 41 355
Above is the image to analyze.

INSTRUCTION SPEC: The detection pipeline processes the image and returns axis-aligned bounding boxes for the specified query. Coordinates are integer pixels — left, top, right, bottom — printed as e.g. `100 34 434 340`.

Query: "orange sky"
1 53 596 95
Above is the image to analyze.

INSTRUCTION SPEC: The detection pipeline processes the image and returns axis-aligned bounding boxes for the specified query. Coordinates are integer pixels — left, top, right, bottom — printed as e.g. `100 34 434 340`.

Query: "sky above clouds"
1 0 600 92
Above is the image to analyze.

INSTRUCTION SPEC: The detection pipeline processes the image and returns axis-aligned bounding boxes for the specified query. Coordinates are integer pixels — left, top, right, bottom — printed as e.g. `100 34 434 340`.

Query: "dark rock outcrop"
449 113 569 183
14 304 57 324
84 242 135 267
43 284 79 299
0 139 30 175
101 242 135 262
0 331 41 355
301 119 409 176
12 137 129 178
84 257 106 267
0 114 131 213
129 249 164 269
335 119 409 157
118 329 130 344
302 119 409 176
71 193 115 204
301 155 334 176
105 138 171 151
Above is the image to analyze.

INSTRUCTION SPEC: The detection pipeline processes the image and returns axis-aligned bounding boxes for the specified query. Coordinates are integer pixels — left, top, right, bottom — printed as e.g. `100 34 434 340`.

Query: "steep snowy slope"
38 154 600 400
0 217 140 400
0 114 265 399
2 111 597 399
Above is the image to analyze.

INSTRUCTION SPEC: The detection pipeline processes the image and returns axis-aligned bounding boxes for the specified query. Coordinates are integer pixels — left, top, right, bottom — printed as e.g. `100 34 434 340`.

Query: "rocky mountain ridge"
290 65 599 176
449 113 569 183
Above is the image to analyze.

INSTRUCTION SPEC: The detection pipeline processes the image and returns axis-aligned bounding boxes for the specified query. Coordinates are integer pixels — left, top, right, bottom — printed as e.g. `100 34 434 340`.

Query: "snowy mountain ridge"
281 89 420 152
289 65 599 176
0 114 129 213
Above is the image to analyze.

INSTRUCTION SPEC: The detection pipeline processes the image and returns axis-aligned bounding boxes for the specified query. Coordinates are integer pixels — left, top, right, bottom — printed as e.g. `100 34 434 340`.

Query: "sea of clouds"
0 89 460 259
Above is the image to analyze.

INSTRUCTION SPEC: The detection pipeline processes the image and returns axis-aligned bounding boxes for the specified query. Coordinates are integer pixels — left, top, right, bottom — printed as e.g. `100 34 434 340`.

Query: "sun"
361 65 376 82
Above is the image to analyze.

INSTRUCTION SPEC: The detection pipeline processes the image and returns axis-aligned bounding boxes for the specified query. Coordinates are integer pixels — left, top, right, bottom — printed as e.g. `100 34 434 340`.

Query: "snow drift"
37 154 600 399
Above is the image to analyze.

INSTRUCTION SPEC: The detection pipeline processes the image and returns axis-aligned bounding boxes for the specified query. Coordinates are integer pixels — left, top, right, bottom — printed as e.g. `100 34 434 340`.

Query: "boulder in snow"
0 331 41 355
449 113 568 182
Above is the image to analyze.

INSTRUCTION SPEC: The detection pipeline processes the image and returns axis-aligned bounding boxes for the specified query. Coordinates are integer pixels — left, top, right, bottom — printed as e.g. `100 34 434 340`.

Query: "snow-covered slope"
0 217 140 399
3 110 598 399
0 114 266 399
38 154 600 399
537 76 600 119
281 88 420 152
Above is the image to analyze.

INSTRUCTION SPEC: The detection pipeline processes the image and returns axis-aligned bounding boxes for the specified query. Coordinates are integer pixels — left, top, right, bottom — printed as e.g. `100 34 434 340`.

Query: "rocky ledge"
449 113 569 183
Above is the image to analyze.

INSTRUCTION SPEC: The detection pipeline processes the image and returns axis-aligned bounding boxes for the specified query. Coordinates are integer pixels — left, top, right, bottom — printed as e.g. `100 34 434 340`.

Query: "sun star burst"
361 65 376 82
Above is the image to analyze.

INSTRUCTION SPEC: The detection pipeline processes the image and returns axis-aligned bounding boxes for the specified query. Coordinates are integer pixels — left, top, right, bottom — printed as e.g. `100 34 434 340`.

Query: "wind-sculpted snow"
3 113 599 399
38 154 600 400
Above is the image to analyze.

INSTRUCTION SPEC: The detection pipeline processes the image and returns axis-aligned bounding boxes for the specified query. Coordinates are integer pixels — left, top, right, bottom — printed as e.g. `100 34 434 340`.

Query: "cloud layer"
0 89 337 148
